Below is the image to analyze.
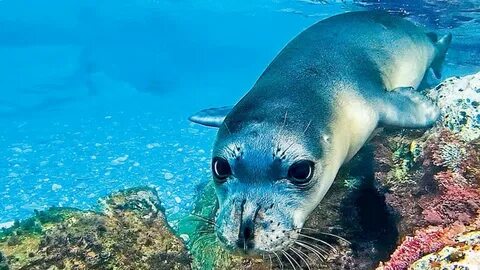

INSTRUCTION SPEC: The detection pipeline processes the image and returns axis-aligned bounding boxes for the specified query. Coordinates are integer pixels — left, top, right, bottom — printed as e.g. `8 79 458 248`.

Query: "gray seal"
190 11 451 254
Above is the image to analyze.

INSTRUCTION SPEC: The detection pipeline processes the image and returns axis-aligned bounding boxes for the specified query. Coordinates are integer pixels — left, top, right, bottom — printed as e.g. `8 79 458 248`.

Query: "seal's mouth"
214 223 352 270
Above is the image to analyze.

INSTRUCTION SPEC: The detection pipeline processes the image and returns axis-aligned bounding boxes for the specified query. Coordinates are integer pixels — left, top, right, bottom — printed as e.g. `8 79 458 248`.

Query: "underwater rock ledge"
375 72 480 270
0 187 191 270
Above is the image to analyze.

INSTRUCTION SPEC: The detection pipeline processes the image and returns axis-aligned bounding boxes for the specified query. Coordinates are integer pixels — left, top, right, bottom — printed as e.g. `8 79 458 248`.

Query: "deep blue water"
0 0 479 227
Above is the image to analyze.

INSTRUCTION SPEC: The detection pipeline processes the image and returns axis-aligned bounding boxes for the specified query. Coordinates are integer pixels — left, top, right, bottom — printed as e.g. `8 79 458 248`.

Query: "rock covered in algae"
426 72 480 141
377 212 480 270
374 73 480 269
0 187 191 270
410 231 480 270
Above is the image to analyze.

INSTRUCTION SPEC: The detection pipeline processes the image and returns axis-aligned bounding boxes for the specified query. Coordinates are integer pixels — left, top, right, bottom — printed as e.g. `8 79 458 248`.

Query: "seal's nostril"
239 219 255 241
244 225 253 240
237 219 255 250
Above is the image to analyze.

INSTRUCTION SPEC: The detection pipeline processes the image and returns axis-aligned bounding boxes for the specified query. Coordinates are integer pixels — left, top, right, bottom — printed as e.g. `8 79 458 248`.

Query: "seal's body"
190 11 451 254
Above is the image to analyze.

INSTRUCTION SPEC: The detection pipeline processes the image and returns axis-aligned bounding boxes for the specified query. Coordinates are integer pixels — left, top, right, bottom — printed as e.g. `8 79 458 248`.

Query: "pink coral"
378 212 480 270
419 171 480 225
373 128 480 236
377 223 465 270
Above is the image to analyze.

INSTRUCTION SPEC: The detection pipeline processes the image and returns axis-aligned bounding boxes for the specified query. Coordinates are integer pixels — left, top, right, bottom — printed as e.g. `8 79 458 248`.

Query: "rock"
51 183 62 191
410 230 480 270
426 72 480 141
374 73 480 269
111 155 129 165
0 187 191 269
164 172 174 180
0 222 14 230
377 213 480 270
0 252 8 270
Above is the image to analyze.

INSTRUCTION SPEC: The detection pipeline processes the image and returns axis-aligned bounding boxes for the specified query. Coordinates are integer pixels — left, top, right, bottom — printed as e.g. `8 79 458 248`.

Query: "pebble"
164 172 174 180
111 155 129 165
51 184 62 191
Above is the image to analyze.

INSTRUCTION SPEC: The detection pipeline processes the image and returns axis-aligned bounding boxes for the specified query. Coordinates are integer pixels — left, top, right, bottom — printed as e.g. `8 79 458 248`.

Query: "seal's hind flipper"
430 33 452 79
377 87 440 128
189 106 233 127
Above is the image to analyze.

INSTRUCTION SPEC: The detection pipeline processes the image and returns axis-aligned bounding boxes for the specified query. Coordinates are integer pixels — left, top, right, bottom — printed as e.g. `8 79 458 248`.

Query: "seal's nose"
236 200 259 250
237 219 255 249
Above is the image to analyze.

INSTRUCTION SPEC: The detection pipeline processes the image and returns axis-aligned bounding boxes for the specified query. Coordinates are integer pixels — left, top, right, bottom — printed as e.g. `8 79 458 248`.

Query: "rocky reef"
375 72 480 270
0 188 190 270
1 72 479 270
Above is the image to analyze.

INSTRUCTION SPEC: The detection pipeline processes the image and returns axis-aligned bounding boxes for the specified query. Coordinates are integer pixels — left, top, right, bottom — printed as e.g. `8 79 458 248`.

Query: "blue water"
0 0 479 226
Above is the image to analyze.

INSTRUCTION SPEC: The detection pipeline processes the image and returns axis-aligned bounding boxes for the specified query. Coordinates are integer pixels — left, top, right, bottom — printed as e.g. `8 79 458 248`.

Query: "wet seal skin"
189 11 452 255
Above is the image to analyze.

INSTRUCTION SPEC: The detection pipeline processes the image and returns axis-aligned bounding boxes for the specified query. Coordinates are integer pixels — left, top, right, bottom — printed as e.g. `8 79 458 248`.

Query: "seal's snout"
236 218 255 250
236 200 261 250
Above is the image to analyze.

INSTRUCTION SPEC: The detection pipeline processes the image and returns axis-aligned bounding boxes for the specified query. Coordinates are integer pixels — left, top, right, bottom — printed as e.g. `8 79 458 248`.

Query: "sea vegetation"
0 188 190 270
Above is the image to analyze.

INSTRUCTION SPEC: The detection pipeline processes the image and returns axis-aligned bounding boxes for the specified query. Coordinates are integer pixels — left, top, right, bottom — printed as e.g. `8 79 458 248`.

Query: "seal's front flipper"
189 106 233 127
428 33 452 79
377 87 440 128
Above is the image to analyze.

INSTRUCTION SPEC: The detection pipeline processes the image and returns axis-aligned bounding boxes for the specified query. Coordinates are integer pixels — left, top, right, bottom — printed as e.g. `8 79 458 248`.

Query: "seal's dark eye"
288 160 314 185
212 157 232 182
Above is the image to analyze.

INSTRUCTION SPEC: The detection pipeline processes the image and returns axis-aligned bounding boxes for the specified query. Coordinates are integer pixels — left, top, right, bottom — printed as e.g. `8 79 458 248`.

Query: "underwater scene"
1 0 480 269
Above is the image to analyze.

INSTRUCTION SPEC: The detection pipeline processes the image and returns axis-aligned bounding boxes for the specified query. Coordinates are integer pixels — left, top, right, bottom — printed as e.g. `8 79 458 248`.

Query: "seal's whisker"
286 249 302 270
300 228 351 244
272 251 284 270
296 240 329 258
193 233 217 245
282 111 288 130
295 240 328 260
274 111 289 159
196 230 215 235
289 247 311 270
303 120 312 135
223 121 232 135
281 250 297 270
280 141 296 159
294 241 327 261
268 253 273 270
224 145 237 158
189 213 219 228
298 233 338 253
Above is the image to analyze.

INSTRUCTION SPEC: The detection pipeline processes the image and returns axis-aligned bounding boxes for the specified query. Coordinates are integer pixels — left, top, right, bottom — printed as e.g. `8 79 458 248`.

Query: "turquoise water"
0 0 479 226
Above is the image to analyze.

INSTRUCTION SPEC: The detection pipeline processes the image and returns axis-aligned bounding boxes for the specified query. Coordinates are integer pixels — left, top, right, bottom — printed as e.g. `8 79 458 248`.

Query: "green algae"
0 187 191 270
177 182 267 270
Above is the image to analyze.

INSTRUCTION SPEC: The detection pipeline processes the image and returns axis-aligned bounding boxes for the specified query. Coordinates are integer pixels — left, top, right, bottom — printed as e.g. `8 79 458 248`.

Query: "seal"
189 11 451 254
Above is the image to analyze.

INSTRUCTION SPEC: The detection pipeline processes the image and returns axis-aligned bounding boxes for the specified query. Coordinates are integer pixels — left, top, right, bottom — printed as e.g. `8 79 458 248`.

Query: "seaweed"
0 187 191 270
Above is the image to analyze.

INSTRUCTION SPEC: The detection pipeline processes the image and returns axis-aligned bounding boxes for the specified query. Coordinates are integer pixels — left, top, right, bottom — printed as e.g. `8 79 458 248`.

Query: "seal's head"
211 115 337 255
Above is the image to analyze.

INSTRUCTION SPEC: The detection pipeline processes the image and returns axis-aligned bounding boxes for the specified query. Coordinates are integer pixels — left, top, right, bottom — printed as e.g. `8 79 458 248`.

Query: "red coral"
377 223 466 270
374 128 480 236
378 212 480 270
420 186 480 225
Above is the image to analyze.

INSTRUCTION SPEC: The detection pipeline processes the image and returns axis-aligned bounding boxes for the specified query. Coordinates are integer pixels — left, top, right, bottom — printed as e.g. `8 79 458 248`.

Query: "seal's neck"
330 91 379 164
